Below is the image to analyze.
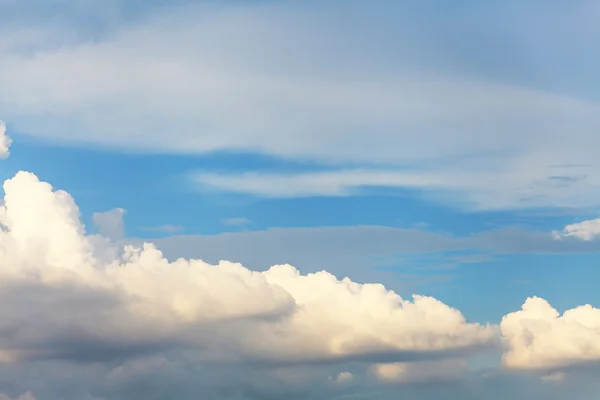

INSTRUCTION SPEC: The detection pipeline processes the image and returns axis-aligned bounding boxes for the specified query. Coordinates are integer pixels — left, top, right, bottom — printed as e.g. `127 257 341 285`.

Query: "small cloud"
141 225 184 234
541 372 566 383
222 217 251 226
553 218 600 241
0 120 13 159
92 208 126 239
329 372 353 385
370 360 467 383
0 392 38 400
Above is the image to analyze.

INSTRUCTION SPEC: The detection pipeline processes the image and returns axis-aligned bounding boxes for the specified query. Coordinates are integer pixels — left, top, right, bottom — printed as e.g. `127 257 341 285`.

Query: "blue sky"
1 0 600 399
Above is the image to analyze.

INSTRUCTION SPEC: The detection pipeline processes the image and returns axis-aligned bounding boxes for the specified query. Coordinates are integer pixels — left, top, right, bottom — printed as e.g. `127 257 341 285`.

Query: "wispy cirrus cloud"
1 1 600 210
191 164 600 210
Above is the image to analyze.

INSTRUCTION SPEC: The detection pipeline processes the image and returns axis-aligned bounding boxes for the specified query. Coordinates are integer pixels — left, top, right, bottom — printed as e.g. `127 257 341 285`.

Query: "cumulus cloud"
553 218 600 241
501 297 600 371
0 120 12 159
0 170 495 368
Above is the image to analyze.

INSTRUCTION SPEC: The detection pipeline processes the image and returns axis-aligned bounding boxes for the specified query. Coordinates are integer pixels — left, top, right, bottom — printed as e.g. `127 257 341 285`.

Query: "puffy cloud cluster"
501 297 600 371
0 170 495 369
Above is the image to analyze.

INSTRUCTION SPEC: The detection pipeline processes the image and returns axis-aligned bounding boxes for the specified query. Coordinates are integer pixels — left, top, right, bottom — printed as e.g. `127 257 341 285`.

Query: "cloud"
501 297 600 371
0 121 12 159
330 371 354 385
221 217 251 226
0 170 496 369
553 218 600 241
92 208 126 239
541 372 566 383
3 3 600 394
1 128 600 399
0 394 36 400
370 359 466 384
138 226 469 286
191 165 600 211
2 2 600 209
137 224 600 286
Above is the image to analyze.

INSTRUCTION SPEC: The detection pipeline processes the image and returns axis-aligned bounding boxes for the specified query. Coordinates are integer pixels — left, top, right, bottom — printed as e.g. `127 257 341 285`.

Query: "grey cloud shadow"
133 225 600 281
236 343 499 369
0 281 178 363
0 280 294 365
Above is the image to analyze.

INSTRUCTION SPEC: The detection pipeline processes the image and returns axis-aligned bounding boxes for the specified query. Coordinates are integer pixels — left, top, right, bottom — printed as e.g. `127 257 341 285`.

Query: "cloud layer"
2 1 600 209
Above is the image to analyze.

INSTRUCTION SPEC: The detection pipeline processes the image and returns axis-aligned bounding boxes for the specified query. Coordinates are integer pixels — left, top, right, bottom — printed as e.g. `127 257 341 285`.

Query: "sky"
1 0 600 399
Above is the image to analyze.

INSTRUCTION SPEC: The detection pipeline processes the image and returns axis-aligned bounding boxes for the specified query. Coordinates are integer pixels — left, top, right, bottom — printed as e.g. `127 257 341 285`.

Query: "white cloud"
192 165 600 210
0 121 12 159
0 170 495 367
92 208 126 239
501 297 600 371
553 218 600 241
1 3 600 209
